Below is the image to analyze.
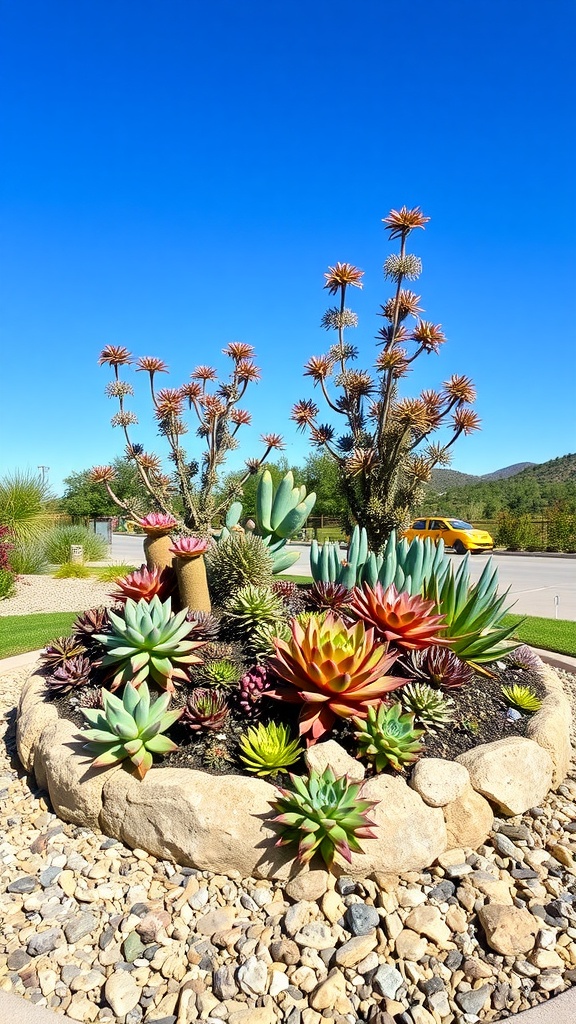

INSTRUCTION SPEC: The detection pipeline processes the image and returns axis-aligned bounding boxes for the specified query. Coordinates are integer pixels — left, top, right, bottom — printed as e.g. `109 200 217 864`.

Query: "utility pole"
37 465 50 484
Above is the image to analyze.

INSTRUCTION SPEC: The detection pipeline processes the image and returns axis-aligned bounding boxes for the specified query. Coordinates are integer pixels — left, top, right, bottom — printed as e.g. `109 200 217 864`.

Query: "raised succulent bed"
16 657 572 880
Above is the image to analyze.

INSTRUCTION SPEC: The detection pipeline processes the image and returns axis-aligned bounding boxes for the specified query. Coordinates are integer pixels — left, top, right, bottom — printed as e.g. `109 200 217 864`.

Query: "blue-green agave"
81 681 182 778
94 596 205 691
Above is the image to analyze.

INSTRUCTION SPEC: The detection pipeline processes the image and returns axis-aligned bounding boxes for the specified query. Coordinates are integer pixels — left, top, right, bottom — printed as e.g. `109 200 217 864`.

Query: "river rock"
478 903 540 955
285 870 330 901
457 737 554 816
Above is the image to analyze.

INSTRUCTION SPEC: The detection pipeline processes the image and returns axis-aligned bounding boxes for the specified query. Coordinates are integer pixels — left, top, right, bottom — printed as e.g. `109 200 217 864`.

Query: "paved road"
111 536 576 621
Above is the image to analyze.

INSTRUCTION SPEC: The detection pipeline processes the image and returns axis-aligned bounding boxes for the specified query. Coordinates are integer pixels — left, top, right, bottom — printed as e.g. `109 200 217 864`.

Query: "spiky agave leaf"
407 646 474 690
271 766 378 868
424 556 521 672
182 688 230 731
200 658 242 688
239 722 303 777
110 564 177 604
501 683 542 714
47 656 93 695
224 585 284 637
94 596 205 691
81 680 182 778
353 701 425 772
41 636 87 671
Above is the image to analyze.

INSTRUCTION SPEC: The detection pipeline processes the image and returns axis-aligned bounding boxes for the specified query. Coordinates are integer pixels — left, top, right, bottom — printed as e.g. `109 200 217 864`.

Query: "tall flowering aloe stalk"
91 343 284 536
267 612 406 743
292 207 481 550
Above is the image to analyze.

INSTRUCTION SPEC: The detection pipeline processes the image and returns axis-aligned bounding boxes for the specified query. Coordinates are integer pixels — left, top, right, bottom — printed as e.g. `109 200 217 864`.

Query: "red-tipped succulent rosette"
266 612 406 744
169 536 210 559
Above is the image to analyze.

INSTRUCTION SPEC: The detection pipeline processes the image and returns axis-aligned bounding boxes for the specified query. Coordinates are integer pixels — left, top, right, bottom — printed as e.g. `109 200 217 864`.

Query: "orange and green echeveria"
348 582 449 652
266 612 406 744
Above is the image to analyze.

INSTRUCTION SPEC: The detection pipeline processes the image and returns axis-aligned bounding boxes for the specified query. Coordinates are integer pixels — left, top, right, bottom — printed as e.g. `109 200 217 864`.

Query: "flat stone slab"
15 655 571 877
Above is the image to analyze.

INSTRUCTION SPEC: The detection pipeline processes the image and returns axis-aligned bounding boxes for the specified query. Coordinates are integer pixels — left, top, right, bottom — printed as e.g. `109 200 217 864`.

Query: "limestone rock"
404 905 451 946
443 785 494 850
477 903 540 955
305 739 365 781
16 671 58 773
285 869 330 902
410 758 470 807
456 737 553 816
333 773 447 876
527 663 572 786
309 968 347 1010
35 717 121 830
104 971 141 1015
99 764 292 879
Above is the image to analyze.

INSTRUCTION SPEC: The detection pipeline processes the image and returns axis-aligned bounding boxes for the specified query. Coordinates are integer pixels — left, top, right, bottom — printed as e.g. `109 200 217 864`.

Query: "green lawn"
0 612 78 659
501 615 576 658
1 606 575 660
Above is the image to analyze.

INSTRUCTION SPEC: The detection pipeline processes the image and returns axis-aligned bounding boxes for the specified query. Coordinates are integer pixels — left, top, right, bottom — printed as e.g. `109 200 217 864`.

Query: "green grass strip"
0 612 78 659
0 607 574 660
501 614 576 658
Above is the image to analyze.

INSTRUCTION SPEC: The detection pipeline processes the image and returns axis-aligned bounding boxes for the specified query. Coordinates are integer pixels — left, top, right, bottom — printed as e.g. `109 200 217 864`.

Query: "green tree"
302 453 350 521
60 458 151 519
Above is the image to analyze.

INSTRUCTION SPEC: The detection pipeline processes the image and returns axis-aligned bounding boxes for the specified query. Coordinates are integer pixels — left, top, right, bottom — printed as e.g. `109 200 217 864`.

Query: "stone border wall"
15 661 572 880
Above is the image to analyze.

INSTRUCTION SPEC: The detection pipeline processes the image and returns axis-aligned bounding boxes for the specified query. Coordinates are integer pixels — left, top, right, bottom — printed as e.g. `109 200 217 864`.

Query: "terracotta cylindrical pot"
143 533 174 573
175 555 211 613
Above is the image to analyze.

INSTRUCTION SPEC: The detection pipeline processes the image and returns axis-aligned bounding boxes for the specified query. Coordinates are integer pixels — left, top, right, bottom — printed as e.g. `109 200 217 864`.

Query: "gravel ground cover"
1 663 576 1024
0 576 117 617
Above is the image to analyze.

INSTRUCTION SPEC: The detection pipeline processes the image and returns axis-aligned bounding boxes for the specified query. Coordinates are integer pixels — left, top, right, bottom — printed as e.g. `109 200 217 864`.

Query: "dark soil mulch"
45 658 547 783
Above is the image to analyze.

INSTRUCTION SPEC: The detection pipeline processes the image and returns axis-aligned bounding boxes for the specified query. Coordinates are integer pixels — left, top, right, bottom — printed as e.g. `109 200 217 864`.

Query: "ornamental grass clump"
206 533 276 604
271 766 378 868
239 722 303 777
95 596 205 691
292 207 481 550
92 343 285 537
81 681 182 778
267 612 406 743
353 702 425 772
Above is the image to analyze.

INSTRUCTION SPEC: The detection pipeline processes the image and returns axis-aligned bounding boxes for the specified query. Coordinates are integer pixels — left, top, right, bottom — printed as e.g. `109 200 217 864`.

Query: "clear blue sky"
1 0 575 496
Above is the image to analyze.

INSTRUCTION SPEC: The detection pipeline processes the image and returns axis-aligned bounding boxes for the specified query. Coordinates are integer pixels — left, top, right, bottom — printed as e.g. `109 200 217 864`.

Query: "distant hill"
481 462 536 481
429 456 574 493
422 454 576 519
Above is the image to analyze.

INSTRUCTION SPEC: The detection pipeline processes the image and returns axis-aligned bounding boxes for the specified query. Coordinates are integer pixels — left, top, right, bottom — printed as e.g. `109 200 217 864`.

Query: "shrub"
546 503 576 553
0 470 54 543
0 568 15 599
9 539 50 575
495 511 540 551
42 525 107 564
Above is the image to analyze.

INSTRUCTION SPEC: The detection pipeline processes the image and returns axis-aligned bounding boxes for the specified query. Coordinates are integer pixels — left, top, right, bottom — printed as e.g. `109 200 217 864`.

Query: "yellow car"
403 517 494 554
